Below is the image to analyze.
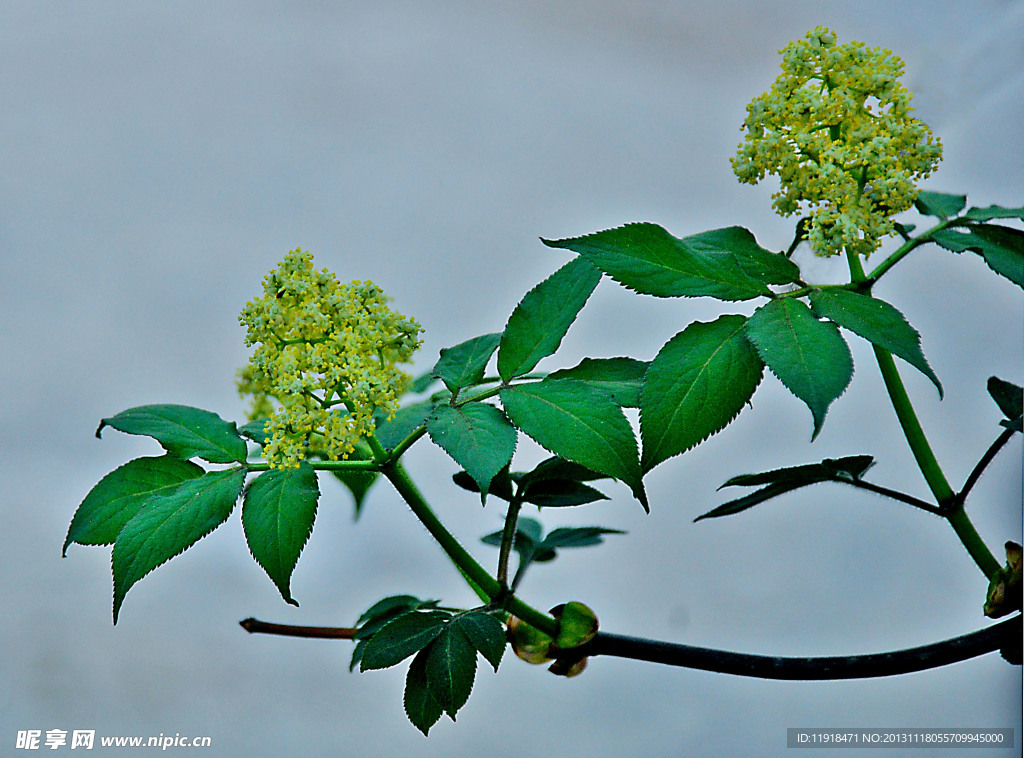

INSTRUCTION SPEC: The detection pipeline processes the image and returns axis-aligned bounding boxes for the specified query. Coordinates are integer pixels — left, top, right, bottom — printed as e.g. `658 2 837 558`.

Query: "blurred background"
2 1 1021 755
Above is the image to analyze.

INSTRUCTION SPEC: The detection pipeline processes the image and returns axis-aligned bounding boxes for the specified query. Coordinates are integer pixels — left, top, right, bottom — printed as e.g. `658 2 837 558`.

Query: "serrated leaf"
964 205 1024 222
809 289 942 397
745 299 853 440
374 401 432 450
111 467 246 623
548 357 650 407
974 225 1024 288
497 258 602 381
433 333 501 394
500 379 646 510
931 224 1024 288
404 648 443 736
238 419 271 445
425 623 477 718
454 612 506 672
640 315 764 472
426 403 517 494
914 191 967 219
97 405 248 463
988 377 1023 421
542 223 795 300
63 456 203 556
242 462 319 606
360 611 451 671
349 637 370 673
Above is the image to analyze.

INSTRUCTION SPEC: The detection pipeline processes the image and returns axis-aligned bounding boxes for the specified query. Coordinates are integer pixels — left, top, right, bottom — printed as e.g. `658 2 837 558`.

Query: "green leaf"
452 469 515 501
548 357 650 407
744 299 853 440
111 467 246 623
521 456 607 484
426 403 517 494
500 379 646 510
329 439 379 519
360 611 451 671
238 419 271 445
988 377 1023 423
537 526 626 551
425 623 477 718
63 456 203 556
497 258 602 381
964 205 1024 222
640 315 764 472
519 479 608 507
358 594 430 626
242 462 319 606
931 224 1024 288
433 333 502 394
542 223 795 300
697 455 875 521
97 405 248 463
409 370 440 395
374 401 432 450
404 648 443 736
809 289 942 397
454 612 506 672
720 455 875 488
914 191 966 219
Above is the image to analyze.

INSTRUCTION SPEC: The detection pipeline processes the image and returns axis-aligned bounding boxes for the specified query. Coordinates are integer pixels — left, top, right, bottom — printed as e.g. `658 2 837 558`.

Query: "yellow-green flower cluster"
238 249 422 467
732 27 942 257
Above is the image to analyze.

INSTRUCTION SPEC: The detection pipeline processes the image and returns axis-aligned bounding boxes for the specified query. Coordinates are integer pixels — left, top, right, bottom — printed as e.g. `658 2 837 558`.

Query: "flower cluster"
732 27 942 257
238 249 422 467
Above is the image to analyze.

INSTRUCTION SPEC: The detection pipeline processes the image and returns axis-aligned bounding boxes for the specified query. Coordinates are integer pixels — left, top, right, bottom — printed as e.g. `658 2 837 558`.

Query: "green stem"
847 248 1000 579
369 439 558 636
496 493 525 588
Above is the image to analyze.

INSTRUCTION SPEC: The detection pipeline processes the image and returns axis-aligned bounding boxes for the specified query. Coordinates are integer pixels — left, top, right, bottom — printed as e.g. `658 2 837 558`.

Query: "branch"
581 615 1020 679
238 615 1020 679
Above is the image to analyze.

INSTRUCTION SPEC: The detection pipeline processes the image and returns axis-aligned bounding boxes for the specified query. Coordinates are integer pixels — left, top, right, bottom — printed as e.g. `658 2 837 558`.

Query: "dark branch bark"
239 614 1020 679
580 615 1020 679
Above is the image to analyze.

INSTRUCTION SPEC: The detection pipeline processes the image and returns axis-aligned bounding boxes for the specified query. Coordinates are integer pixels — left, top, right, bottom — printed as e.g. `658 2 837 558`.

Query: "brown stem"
239 617 357 639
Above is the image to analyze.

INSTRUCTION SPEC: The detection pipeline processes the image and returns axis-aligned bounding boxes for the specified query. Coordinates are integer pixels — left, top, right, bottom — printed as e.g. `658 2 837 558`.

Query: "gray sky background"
3 2 1022 756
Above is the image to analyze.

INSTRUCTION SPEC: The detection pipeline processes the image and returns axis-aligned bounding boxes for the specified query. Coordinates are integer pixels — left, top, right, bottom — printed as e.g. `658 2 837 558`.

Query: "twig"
240 618 357 639
957 428 1017 509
